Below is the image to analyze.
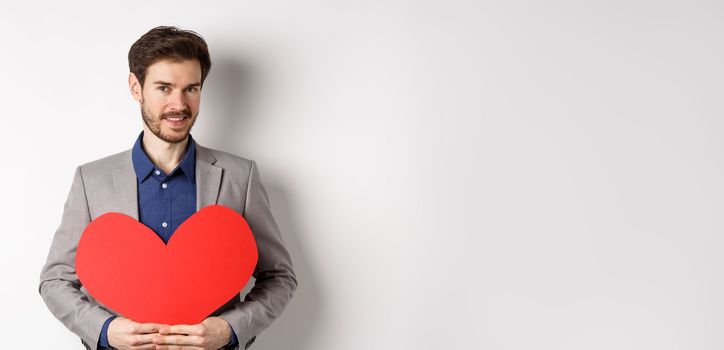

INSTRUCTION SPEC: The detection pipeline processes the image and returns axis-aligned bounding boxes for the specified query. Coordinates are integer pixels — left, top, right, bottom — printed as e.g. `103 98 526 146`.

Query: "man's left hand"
153 316 232 350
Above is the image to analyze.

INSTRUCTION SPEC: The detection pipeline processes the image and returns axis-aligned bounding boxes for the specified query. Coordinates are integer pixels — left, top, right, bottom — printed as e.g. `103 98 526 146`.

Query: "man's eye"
185 87 198 93
158 86 169 92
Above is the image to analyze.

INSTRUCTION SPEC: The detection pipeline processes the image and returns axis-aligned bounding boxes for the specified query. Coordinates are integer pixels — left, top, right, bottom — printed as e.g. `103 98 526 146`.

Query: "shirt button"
161 183 168 189
161 222 168 228
155 170 161 175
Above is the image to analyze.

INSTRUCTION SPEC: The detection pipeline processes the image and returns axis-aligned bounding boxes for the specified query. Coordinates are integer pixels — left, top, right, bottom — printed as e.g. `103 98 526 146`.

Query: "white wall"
2 1 723 349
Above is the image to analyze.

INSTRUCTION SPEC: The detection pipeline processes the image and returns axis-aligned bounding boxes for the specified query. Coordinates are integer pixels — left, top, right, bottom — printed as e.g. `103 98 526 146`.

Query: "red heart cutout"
76 205 258 325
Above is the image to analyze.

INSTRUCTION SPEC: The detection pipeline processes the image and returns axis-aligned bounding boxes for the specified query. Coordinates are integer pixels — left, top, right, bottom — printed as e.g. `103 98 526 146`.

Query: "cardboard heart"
76 205 258 325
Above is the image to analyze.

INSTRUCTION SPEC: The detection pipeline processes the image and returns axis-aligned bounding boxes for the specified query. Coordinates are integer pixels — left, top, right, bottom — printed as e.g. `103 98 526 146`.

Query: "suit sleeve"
218 160 298 349
39 166 115 350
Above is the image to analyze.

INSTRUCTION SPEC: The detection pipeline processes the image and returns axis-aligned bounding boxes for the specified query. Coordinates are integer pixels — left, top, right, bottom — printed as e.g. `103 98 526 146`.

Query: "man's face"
130 58 202 144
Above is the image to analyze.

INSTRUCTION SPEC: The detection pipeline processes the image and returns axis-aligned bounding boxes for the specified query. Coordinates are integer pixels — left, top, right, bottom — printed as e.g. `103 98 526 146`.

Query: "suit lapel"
195 141 223 211
112 151 139 220
111 139 223 220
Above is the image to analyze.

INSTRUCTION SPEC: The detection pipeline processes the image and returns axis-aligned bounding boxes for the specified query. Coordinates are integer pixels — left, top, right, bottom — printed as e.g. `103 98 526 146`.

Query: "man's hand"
153 316 232 350
108 317 167 350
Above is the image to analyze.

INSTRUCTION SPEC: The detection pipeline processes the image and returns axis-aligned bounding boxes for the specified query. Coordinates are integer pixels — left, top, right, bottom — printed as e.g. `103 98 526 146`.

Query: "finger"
154 334 204 346
127 333 161 346
160 324 204 336
137 322 169 333
154 344 204 350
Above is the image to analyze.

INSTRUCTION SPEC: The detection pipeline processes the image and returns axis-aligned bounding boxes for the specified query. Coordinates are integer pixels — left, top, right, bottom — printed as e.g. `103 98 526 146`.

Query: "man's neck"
141 127 189 175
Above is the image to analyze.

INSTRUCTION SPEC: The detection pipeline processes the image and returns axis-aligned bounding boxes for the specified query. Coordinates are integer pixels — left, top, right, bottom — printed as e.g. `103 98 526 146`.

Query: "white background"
1 1 723 349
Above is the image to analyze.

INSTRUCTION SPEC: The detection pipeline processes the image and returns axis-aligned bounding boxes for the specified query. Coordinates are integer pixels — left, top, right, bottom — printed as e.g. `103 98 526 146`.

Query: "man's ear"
128 72 143 103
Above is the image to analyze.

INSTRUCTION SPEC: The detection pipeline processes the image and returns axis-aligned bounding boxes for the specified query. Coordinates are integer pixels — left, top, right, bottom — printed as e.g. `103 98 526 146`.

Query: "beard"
141 100 196 144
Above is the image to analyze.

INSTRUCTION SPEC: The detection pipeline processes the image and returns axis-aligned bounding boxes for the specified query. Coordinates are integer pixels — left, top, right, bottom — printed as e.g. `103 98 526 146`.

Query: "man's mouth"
163 115 190 128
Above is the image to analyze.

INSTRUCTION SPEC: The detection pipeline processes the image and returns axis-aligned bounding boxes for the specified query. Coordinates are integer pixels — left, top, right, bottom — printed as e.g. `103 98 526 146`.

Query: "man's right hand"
107 317 167 350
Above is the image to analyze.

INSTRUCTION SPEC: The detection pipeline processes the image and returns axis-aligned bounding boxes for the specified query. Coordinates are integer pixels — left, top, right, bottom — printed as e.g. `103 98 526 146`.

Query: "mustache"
162 110 191 119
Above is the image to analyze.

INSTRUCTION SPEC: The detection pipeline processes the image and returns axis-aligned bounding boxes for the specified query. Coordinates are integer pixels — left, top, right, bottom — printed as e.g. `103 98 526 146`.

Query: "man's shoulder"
77 149 132 174
197 143 255 170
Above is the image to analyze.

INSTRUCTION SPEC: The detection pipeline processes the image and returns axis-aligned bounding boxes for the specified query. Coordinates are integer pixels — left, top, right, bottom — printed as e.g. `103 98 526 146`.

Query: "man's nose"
167 90 187 112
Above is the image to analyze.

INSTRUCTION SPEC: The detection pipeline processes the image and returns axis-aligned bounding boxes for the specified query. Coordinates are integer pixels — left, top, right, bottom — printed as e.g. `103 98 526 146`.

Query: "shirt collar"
131 130 196 184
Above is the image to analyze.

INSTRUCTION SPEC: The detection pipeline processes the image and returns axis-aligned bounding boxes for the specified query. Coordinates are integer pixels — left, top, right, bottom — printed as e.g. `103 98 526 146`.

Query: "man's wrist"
98 315 117 348
222 318 239 348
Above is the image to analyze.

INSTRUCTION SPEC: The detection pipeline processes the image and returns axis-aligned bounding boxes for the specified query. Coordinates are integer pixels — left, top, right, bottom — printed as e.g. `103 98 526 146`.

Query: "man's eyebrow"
152 81 202 88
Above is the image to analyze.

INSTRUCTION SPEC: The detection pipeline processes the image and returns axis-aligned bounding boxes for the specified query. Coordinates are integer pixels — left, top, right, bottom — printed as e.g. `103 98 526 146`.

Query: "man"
39 26 297 350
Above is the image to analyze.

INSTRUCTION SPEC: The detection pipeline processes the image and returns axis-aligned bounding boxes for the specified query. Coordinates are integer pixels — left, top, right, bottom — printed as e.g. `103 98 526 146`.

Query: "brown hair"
128 26 212 89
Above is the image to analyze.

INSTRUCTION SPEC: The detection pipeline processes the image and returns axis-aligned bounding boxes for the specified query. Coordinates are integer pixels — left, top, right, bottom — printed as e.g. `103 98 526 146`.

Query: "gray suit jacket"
39 139 298 350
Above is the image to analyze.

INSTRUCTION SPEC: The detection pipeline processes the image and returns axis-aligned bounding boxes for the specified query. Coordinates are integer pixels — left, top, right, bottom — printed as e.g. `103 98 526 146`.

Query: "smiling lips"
164 116 188 128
